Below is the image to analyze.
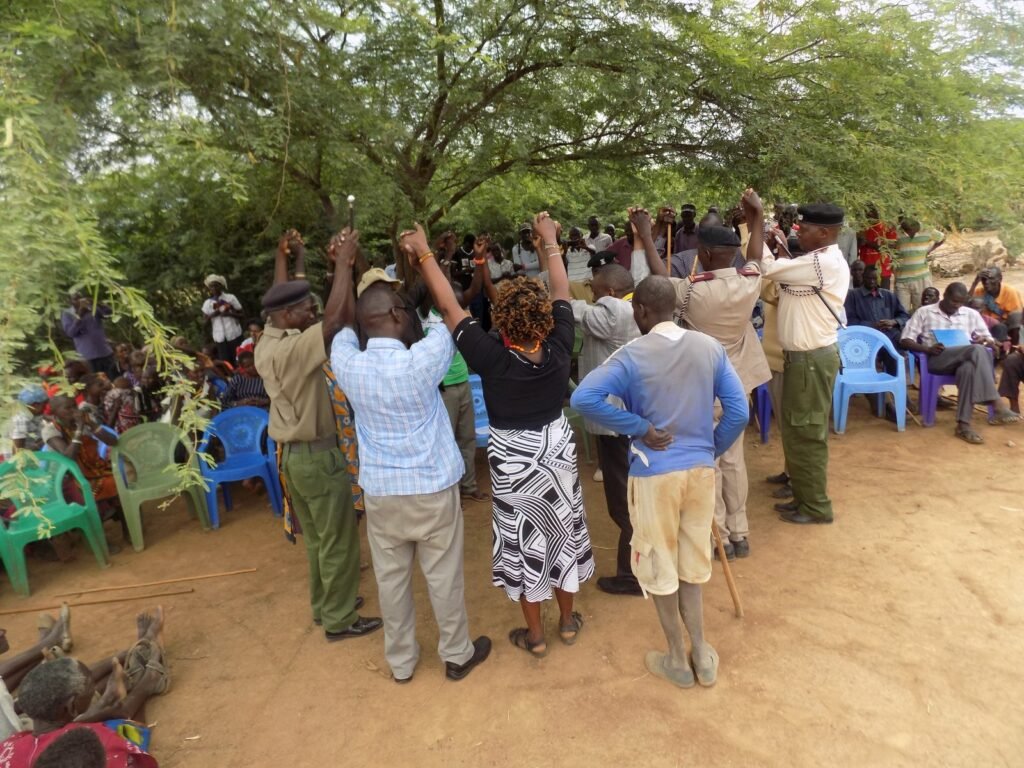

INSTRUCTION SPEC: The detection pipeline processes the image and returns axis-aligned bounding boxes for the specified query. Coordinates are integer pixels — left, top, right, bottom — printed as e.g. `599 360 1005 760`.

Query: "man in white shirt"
900 282 1020 443
565 227 595 283
201 275 244 362
761 204 850 525
585 216 613 252
510 224 540 277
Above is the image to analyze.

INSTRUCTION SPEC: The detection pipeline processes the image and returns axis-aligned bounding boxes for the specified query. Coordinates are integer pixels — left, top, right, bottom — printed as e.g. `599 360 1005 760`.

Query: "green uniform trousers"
281 442 360 632
780 344 840 521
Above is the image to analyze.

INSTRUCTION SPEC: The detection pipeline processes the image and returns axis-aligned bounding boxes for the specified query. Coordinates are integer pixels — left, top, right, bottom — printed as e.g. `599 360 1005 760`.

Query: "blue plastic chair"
96 425 118 460
468 374 489 448
198 407 283 528
0 452 110 596
914 348 995 427
832 326 907 433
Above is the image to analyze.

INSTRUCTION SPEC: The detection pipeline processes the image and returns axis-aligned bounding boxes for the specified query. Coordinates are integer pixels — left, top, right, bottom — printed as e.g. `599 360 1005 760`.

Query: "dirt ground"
3 271 1023 768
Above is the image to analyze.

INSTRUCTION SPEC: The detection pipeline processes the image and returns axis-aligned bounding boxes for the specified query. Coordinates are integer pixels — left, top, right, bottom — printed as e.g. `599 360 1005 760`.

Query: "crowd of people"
2 187 1023 765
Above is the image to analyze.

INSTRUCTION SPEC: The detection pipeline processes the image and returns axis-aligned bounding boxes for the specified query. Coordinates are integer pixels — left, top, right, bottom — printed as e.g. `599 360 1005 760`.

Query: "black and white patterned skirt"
488 414 595 602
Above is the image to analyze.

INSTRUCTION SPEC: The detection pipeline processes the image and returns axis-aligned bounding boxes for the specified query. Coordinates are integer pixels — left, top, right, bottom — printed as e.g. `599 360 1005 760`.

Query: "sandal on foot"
508 628 548 658
645 651 695 689
691 647 719 688
59 603 72 652
124 638 159 690
558 611 584 646
955 426 984 444
145 646 171 695
988 411 1021 426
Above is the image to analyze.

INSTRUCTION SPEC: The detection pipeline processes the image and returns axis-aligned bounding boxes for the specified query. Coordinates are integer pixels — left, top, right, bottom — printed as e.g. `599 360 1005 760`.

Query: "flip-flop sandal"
124 638 158 690
36 613 55 641
645 651 695 689
508 628 548 658
59 603 72 652
144 646 171 695
691 647 719 688
955 427 984 444
558 611 584 646
988 412 1021 426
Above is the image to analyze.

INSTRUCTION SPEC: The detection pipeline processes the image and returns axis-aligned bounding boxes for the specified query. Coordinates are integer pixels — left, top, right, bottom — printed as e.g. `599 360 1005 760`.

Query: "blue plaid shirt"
330 326 462 497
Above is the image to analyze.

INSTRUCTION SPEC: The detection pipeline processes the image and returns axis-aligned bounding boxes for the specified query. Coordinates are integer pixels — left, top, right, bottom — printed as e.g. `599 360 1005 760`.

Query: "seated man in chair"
900 282 1020 444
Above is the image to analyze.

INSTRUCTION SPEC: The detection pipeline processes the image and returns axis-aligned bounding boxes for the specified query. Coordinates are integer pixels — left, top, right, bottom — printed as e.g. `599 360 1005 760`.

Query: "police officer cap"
797 203 844 226
587 251 617 269
262 280 312 312
697 224 740 247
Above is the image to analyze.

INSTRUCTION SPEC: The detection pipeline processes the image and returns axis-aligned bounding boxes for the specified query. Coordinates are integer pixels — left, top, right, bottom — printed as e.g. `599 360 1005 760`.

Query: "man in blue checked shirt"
331 267 491 685
571 274 747 692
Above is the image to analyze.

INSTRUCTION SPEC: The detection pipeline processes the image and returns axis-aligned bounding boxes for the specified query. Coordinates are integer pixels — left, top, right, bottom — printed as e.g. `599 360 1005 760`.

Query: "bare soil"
2 271 1022 768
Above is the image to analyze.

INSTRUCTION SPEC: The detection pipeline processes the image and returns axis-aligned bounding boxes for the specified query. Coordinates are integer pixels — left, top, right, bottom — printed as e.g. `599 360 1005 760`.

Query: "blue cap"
18 385 48 405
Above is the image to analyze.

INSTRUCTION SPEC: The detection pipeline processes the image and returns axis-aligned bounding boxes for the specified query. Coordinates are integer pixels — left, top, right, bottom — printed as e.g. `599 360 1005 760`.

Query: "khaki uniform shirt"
254 322 336 443
671 263 772 393
761 244 849 352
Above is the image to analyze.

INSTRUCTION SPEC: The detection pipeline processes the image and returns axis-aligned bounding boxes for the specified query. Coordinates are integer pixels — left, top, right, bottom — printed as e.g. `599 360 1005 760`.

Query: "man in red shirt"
858 206 898 290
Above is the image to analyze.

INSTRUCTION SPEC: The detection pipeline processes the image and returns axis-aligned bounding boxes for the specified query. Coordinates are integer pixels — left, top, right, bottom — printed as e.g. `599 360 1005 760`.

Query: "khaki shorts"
627 467 716 594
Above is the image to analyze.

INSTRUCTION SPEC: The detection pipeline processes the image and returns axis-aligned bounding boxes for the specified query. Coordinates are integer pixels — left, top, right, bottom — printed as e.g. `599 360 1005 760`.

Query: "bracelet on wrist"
294 272 306 279
325 272 335 279
418 251 436 264
71 438 82 446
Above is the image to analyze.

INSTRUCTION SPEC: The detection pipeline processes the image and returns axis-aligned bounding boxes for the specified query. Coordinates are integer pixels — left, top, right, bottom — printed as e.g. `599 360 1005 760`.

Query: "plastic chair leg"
187 487 212 530
123 500 146 552
206 485 222 529
80 513 111 567
221 484 233 511
1 543 31 597
261 468 283 516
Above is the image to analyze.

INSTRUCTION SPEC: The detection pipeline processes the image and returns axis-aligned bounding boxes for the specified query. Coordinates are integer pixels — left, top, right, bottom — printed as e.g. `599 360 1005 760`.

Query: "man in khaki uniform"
255 228 382 642
633 193 772 558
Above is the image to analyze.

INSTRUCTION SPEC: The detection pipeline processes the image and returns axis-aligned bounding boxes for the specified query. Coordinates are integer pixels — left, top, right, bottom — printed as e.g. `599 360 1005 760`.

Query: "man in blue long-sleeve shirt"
571 275 747 691
61 291 116 378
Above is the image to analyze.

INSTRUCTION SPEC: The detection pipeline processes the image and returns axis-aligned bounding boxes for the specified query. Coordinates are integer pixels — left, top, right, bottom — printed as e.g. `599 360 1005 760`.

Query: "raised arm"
401 223 470 333
472 235 499 305
630 207 666 277
740 188 765 265
274 229 304 286
534 212 569 302
322 228 359 347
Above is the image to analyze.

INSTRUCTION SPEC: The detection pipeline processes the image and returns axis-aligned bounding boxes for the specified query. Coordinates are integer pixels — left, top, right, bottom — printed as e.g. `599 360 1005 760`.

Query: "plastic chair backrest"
201 406 269 460
837 326 901 372
0 452 84 514
112 423 189 485
468 375 487 421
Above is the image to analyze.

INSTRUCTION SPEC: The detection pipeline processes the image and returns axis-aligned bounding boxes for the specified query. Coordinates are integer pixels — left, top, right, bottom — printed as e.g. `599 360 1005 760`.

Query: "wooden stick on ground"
712 526 744 618
0 588 194 617
55 568 257 598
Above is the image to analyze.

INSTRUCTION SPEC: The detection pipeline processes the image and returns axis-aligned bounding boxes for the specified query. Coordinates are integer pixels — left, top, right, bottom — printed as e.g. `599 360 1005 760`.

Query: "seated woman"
43 394 120 524
1 607 169 767
221 350 269 409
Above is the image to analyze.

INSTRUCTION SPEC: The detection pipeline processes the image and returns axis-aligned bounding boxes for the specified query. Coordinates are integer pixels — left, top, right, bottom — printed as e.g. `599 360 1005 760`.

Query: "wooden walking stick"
665 221 672 274
712 525 744 618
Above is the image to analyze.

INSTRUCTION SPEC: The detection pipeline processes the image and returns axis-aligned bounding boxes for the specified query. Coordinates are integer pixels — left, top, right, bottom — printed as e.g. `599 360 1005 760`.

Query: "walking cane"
713 526 744 618
665 221 672 274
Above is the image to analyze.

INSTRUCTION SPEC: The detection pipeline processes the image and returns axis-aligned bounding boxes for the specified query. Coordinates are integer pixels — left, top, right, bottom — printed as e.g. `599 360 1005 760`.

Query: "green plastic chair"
0 452 110 597
564 379 593 463
111 423 211 552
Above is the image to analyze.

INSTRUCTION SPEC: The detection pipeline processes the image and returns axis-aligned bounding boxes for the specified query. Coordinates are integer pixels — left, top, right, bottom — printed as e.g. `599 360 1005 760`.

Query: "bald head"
633 276 677 335
356 283 407 341
592 263 634 299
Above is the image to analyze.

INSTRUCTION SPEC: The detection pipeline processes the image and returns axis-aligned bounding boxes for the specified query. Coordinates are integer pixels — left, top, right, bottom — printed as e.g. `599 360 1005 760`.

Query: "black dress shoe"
766 471 790 485
446 636 492 681
772 484 794 499
596 576 644 596
773 501 799 513
733 538 750 558
778 510 833 525
393 673 414 685
326 616 383 642
314 596 364 625
714 541 735 561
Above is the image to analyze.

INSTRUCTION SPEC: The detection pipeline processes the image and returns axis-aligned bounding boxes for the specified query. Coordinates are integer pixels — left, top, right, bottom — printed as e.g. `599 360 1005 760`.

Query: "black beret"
697 224 741 247
588 250 618 269
798 203 844 226
262 280 312 312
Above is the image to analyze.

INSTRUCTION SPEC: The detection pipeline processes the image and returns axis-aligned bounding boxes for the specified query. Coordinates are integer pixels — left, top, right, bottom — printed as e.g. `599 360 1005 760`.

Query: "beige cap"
204 274 227 290
356 267 401 298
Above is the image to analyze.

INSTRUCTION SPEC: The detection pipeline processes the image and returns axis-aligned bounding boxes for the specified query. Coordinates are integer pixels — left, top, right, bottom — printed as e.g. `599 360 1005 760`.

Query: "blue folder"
931 328 971 347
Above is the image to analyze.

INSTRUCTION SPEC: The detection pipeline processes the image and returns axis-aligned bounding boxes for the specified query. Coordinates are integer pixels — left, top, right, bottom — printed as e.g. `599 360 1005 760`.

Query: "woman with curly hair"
401 213 594 658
